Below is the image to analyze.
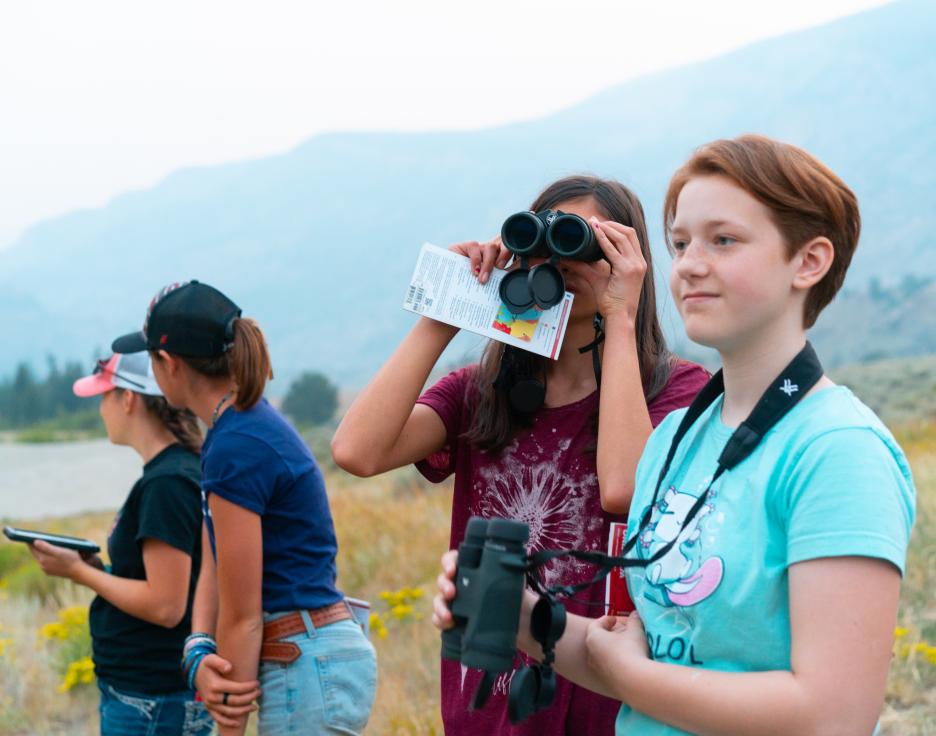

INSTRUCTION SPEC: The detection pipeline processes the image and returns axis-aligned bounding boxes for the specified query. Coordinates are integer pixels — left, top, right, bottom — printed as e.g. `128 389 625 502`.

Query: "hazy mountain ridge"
812 276 936 366
2 0 934 386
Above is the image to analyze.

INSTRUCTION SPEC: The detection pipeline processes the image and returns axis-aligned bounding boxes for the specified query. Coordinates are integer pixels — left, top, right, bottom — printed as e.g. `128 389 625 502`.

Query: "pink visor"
73 356 120 397
73 354 163 398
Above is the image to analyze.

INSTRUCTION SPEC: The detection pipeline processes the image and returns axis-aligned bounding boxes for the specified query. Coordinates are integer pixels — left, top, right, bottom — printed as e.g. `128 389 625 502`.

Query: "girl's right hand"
194 653 260 728
431 549 459 631
449 239 511 284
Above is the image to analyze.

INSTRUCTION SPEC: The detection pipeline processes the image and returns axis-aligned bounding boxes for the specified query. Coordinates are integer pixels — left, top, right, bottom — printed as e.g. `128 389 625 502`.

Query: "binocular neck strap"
526 341 825 603
577 312 605 389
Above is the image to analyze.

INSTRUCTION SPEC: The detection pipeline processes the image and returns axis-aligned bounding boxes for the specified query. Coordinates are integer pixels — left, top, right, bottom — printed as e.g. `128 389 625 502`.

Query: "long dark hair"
464 175 673 452
114 389 203 455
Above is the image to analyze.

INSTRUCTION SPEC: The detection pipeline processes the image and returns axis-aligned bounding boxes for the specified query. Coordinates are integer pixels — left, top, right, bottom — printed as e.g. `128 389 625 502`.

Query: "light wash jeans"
97 678 213 736
258 610 378 735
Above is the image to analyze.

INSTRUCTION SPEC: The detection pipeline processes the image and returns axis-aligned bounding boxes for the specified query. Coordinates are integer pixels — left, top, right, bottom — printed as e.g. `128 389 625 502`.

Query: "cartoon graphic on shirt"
636 485 724 607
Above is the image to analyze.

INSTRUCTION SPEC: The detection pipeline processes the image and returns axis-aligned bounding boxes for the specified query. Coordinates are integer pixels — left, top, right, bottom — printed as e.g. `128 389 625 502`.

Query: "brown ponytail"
172 317 273 411
227 318 273 410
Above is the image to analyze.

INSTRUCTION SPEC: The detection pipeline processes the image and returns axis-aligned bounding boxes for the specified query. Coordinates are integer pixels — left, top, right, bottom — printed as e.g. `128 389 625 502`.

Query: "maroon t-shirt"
416 360 710 736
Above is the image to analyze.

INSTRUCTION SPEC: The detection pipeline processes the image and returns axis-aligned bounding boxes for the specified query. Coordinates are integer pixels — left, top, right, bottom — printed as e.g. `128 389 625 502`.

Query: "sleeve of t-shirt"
414 365 476 483
785 427 916 574
136 475 202 555
647 360 710 427
202 432 284 515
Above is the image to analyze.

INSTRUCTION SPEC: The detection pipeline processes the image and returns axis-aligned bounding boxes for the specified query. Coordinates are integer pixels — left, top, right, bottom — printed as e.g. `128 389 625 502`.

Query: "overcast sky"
0 0 890 247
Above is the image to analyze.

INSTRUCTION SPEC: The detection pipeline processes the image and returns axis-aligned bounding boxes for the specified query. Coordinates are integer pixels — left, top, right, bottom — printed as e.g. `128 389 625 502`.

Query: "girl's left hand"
28 539 84 580
580 219 647 322
585 611 650 680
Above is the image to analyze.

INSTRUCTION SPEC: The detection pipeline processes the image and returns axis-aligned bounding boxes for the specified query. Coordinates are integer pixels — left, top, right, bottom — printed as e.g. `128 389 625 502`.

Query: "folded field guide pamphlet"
402 243 573 359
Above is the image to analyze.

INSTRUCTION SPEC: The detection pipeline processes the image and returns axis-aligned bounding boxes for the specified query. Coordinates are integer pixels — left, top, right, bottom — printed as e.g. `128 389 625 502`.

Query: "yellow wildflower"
57 656 95 693
40 622 67 640
894 627 909 639
40 606 90 641
369 611 389 640
391 604 414 621
59 607 88 629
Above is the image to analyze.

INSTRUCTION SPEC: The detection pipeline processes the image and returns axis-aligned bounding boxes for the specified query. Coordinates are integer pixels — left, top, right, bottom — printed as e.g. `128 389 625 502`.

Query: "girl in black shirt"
29 352 213 736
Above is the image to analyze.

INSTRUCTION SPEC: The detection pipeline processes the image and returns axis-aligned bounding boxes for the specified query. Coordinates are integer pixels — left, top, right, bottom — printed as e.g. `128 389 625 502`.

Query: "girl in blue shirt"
434 135 915 735
113 281 376 736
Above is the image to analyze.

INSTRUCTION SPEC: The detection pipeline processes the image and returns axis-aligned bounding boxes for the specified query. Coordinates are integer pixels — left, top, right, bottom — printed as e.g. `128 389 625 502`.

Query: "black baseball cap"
112 281 242 357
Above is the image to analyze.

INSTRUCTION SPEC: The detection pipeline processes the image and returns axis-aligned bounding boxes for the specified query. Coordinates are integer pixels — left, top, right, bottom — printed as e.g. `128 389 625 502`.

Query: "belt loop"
299 609 317 638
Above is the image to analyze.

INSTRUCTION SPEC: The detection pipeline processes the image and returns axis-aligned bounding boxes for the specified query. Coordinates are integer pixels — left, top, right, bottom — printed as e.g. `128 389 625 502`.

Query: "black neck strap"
577 312 605 388
526 341 825 599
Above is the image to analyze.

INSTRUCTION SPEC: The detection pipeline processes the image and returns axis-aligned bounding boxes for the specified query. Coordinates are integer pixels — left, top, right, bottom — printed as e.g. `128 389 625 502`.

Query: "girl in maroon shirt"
332 176 708 735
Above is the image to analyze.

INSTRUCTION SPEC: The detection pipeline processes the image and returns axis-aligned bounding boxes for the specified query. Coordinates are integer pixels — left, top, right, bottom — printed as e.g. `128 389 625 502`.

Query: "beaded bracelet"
183 632 217 657
181 633 217 691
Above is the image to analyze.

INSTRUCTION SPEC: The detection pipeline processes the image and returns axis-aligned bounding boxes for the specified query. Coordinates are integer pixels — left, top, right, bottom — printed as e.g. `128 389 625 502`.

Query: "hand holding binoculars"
499 209 603 314
441 516 569 723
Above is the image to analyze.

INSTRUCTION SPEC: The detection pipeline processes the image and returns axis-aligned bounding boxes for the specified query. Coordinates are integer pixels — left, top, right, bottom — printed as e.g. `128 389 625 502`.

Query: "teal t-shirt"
617 386 916 735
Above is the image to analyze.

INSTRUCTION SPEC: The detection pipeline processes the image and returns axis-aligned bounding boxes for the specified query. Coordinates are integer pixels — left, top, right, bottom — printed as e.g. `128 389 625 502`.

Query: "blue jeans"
97 678 213 736
258 611 378 735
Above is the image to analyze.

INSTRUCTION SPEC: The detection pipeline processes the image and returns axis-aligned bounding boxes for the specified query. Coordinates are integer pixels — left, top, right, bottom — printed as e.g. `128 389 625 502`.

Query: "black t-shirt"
89 444 202 694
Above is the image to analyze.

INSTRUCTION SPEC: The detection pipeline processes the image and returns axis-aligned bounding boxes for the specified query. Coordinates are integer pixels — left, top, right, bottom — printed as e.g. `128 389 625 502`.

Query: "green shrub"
2 562 66 606
0 543 31 579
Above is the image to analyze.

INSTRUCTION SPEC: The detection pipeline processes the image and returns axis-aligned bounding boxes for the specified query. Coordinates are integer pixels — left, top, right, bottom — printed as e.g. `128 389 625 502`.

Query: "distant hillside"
2 0 934 387
831 352 936 425
811 276 936 367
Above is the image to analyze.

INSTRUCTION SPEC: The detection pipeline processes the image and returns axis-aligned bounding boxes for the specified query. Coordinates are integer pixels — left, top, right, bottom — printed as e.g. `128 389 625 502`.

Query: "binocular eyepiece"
498 209 603 314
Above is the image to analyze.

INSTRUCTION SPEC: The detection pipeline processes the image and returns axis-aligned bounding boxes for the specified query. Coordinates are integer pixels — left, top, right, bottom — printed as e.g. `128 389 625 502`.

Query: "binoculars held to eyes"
498 209 602 313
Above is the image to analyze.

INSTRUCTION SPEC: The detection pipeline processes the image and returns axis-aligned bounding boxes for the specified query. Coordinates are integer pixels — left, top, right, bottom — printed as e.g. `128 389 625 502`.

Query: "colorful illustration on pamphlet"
492 303 541 342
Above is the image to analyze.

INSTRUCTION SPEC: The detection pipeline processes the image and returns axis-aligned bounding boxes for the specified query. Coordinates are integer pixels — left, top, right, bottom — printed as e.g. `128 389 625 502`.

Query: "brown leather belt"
259 601 353 664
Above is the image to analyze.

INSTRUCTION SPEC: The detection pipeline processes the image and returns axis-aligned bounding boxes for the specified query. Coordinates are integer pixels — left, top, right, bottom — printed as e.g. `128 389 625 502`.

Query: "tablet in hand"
3 526 101 554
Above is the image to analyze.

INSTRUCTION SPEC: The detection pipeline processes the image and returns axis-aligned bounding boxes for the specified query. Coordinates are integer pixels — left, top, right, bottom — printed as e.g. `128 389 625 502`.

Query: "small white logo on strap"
780 379 799 397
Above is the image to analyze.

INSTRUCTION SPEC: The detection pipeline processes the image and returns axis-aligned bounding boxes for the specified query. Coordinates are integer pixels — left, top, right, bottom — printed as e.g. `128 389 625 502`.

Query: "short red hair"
663 134 860 328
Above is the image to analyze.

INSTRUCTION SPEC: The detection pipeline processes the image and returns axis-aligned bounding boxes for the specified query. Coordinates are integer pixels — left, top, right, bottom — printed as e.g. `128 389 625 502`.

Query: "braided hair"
141 394 203 455
114 389 203 454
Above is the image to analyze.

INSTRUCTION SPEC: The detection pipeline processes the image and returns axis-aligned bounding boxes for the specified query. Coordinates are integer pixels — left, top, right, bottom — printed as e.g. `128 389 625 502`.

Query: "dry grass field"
1 424 934 735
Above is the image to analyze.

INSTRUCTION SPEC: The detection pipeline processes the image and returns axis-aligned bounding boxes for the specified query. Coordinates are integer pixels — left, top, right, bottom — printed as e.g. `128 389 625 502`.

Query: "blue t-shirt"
617 386 915 735
201 398 342 613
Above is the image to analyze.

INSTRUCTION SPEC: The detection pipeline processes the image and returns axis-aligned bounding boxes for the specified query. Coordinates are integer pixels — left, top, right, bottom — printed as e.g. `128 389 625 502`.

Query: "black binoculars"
441 517 529 674
498 209 602 314
441 516 568 723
